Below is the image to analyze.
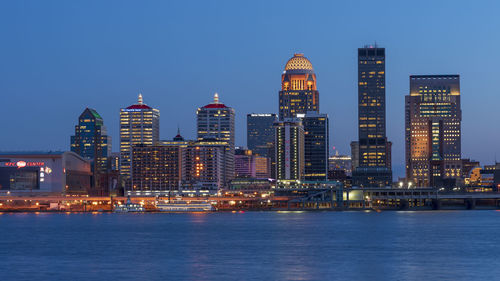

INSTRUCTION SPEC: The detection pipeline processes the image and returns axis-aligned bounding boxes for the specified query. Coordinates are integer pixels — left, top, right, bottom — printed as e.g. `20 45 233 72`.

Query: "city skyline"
2 1 500 178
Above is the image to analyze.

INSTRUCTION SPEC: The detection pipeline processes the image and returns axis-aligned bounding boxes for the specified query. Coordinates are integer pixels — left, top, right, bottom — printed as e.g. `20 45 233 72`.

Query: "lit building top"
126 93 152 110
202 93 228 109
284 53 314 73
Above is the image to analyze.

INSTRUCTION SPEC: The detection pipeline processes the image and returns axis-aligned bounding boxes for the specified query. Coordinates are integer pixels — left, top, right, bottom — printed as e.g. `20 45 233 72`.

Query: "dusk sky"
1 0 500 177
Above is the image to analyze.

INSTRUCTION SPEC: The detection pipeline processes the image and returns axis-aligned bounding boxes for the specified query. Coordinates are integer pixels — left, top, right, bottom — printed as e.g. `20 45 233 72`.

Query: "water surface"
1 211 499 280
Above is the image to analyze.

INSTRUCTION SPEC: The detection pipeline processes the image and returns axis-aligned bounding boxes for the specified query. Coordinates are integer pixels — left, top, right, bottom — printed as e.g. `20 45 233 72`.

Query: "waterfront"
1 211 500 280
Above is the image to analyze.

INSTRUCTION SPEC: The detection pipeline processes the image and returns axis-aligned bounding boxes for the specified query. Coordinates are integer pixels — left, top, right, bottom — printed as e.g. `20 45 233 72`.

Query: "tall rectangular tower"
301 112 329 181
119 94 160 182
274 119 305 181
196 93 235 187
406 75 461 187
353 45 392 187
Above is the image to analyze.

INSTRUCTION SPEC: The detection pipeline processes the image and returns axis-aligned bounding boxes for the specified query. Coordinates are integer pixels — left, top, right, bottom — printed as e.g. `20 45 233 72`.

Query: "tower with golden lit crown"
279 54 319 120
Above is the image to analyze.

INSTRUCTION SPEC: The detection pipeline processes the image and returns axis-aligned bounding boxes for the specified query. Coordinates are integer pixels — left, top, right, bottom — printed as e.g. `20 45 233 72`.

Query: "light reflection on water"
0 211 499 280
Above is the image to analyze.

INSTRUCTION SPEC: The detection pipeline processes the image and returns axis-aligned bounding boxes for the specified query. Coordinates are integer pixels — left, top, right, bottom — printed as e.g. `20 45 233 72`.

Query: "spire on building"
213 93 219 104
138 93 143 105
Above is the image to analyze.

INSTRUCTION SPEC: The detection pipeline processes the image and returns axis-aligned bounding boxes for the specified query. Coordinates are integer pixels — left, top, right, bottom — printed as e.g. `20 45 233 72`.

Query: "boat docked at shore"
114 196 145 212
155 196 215 212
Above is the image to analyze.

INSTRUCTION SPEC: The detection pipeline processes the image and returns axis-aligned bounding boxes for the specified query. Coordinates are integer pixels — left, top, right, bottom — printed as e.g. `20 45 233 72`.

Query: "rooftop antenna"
213 92 219 104
138 93 143 105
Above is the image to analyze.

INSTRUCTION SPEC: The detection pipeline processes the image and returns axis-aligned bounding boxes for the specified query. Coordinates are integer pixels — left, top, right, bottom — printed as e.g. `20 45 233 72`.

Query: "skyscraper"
353 45 392 187
247 113 276 178
247 113 276 156
196 93 235 186
119 94 160 182
405 75 462 187
71 108 111 173
279 54 319 120
274 119 305 181
301 112 329 181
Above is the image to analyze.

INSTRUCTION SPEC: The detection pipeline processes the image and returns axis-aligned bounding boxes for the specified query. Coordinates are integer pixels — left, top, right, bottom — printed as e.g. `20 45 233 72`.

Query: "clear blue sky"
1 0 500 177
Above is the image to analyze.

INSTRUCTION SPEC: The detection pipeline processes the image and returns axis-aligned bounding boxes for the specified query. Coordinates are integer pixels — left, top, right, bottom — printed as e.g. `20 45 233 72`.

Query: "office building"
247 113 276 156
196 93 235 186
279 54 319 120
405 75 462 187
70 108 111 173
182 139 230 190
119 94 160 183
274 119 305 181
301 112 329 181
353 45 392 187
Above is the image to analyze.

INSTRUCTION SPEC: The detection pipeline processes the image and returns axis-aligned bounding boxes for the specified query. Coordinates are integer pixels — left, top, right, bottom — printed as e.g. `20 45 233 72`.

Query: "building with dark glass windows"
353 45 392 187
70 108 111 173
247 113 276 178
405 75 461 188
301 112 329 181
247 113 276 156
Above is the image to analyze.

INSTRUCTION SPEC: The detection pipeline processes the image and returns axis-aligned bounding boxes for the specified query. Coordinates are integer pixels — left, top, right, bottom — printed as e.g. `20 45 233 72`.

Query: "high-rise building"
301 112 329 181
405 75 462 187
131 144 182 194
279 54 319 120
274 119 305 181
247 113 276 156
119 94 160 183
182 139 230 190
197 93 235 186
247 113 277 178
234 147 271 179
353 45 392 187
71 108 111 173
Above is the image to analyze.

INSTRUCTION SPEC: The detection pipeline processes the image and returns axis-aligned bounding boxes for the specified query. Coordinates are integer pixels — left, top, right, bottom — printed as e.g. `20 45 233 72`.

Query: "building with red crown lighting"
119 94 160 187
196 93 235 187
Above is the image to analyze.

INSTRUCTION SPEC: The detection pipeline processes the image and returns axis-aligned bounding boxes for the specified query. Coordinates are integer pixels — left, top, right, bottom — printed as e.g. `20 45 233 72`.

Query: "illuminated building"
131 144 182 194
70 108 111 172
182 139 230 190
119 94 160 184
234 147 271 178
274 119 304 181
279 54 319 120
300 112 329 181
405 75 462 188
197 93 235 185
0 151 91 195
353 45 392 187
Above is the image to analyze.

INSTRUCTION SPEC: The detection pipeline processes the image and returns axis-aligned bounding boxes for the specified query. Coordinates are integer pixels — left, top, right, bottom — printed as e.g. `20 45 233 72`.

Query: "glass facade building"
247 113 276 157
353 46 392 187
301 112 329 181
70 108 111 173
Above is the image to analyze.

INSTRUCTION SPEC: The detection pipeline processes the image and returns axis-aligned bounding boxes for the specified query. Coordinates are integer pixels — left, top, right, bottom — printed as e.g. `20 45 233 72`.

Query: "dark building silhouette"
353 45 392 187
